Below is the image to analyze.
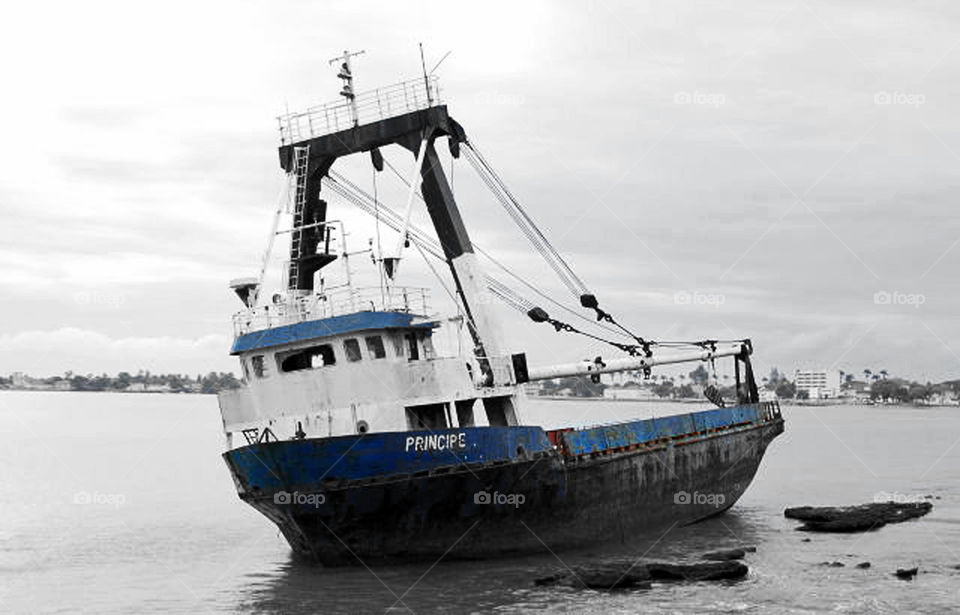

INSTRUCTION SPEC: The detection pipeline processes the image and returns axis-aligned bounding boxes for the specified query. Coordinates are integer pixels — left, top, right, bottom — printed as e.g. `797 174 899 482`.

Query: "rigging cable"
372 166 386 307
323 173 652 355
368 159 633 341
328 172 737 358
463 139 655 355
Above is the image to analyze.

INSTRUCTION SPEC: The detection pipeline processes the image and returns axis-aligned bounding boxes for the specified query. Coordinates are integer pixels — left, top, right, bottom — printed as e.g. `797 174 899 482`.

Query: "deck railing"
757 400 782 422
277 77 442 145
233 286 431 336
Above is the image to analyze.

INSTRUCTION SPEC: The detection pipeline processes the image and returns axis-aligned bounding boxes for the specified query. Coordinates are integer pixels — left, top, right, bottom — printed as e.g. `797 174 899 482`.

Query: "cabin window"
365 335 386 359
406 403 449 430
421 333 436 359
391 334 405 358
278 344 336 372
344 338 362 362
251 355 267 378
405 332 420 361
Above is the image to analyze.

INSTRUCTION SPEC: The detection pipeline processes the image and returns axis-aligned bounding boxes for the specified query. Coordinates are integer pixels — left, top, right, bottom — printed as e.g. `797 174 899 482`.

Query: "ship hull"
224 403 783 565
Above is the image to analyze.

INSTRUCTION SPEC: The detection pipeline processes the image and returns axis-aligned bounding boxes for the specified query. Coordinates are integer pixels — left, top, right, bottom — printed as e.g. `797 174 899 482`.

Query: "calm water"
1 391 959 614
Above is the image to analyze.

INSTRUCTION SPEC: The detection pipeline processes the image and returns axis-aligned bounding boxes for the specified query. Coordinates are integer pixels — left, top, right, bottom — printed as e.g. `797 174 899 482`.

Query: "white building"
603 386 657 401
794 369 841 399
600 371 643 386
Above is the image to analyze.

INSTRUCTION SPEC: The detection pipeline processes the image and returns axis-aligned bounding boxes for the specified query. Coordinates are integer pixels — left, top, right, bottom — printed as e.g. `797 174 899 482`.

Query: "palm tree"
880 369 888 380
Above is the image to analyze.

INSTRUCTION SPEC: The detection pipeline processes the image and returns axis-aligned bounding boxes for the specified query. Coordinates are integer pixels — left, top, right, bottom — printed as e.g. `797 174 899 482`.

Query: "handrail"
277 77 442 145
232 286 431 336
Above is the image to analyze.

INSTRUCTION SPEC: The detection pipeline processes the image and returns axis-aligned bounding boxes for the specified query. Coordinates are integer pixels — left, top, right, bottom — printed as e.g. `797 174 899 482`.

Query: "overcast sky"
2 0 960 382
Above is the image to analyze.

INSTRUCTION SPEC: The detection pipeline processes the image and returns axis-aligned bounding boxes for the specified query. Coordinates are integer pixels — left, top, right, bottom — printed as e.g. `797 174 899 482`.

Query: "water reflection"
232 510 771 614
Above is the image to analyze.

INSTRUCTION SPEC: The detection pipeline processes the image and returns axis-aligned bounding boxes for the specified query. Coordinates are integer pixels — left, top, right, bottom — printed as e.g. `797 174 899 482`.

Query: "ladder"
288 145 310 291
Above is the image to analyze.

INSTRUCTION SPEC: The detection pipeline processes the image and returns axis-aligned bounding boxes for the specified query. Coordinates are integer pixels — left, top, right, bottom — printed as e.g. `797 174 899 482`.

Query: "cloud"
1 0 960 382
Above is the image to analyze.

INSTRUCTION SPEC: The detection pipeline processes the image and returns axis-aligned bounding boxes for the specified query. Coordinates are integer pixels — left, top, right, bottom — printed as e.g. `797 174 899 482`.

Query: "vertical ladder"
288 145 310 291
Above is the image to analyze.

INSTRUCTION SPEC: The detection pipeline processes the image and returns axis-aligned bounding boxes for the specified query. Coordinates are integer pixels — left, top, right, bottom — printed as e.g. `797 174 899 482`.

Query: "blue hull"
224 403 784 565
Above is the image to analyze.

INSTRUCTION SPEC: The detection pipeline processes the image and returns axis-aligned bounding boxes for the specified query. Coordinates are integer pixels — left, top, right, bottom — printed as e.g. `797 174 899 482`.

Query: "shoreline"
4 389 957 408
529 395 959 409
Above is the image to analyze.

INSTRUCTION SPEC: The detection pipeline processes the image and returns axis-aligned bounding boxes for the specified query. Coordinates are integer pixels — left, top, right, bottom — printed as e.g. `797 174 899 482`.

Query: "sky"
2 0 960 382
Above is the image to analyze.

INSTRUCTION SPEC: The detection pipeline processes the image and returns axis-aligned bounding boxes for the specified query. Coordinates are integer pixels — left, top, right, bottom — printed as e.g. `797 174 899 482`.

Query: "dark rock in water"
646 561 749 581
577 570 651 590
819 561 845 568
534 562 652 590
856 562 871 569
742 546 758 553
534 559 748 589
702 548 746 561
895 567 918 580
533 571 569 587
784 502 933 532
801 538 812 543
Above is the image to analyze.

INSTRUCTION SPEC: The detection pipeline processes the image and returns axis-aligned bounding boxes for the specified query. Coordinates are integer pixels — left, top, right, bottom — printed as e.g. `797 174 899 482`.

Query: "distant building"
603 385 657 401
600 371 643 386
795 369 841 399
125 383 172 393
522 382 541 396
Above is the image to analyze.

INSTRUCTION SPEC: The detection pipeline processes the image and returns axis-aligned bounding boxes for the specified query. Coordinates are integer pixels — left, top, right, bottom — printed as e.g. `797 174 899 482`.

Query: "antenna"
419 43 433 107
430 51 452 75
329 49 365 126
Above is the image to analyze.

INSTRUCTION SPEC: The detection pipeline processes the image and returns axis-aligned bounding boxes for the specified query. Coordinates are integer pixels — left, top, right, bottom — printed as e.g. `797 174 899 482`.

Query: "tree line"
0 370 241 394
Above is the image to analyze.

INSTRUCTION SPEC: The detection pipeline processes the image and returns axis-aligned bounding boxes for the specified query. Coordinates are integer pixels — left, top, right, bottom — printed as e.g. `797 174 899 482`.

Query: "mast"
329 49 365 127
275 58 511 398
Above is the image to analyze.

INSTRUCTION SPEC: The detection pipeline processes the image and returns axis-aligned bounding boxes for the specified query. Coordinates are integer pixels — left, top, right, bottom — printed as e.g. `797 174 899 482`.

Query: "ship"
217 51 784 566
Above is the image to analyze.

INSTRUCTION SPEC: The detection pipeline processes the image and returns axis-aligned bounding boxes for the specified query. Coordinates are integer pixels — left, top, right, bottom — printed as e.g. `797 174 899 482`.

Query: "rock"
742 546 758 553
895 567 918 580
533 559 748 589
702 548 746 561
577 570 651 590
533 571 569 587
801 538 811 543
819 561 845 568
784 502 933 533
856 562 871 569
646 561 749 581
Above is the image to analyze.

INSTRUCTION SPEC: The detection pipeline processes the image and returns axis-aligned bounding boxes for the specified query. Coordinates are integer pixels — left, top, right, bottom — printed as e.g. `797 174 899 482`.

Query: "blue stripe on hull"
225 426 554 492
559 405 762 455
225 405 772 494
231 311 433 354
